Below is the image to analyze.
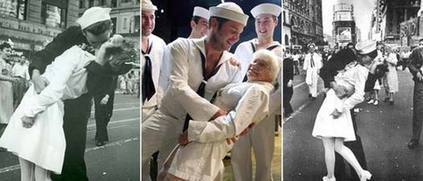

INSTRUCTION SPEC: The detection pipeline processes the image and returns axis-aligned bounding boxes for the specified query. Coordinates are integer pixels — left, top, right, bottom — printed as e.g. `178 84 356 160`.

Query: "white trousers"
142 110 183 181
19 157 51 181
231 115 276 181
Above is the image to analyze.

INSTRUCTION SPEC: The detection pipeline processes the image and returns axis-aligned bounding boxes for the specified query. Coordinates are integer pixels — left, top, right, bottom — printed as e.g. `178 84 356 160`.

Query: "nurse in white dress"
311 41 376 181
141 3 248 181
164 49 279 181
0 36 134 181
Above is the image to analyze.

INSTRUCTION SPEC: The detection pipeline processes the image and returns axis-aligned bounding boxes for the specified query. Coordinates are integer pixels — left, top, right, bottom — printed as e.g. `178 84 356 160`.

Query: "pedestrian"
366 42 385 106
0 36 135 181
25 7 126 181
188 6 209 39
0 42 18 137
162 49 279 181
94 75 118 146
304 42 323 100
230 3 281 181
406 38 423 149
141 2 248 180
312 41 377 181
11 55 30 108
284 49 294 118
382 46 399 105
292 51 300 75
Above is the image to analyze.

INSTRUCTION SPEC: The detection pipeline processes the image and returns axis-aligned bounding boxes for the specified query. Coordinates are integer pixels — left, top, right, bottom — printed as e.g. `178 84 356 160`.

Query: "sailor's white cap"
142 0 157 11
209 2 248 26
251 3 281 18
193 6 209 20
77 7 111 30
356 40 377 55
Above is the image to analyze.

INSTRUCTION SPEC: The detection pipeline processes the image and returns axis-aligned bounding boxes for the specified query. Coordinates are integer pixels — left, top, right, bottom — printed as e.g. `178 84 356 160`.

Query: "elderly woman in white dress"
0 35 135 181
160 49 279 181
312 41 377 181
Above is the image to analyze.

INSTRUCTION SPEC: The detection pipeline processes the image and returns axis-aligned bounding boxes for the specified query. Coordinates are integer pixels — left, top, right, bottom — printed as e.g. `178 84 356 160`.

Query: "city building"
370 0 420 45
282 0 291 49
332 0 357 46
0 0 79 54
284 0 324 49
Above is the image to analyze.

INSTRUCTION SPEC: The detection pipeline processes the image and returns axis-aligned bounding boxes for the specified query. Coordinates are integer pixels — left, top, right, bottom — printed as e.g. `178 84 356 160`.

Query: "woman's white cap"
209 2 248 26
251 3 281 18
356 40 377 55
142 0 158 11
193 6 209 20
77 7 111 30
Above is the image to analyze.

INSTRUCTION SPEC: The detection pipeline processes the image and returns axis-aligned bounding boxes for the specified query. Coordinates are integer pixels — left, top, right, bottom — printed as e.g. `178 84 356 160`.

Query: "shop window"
0 0 27 19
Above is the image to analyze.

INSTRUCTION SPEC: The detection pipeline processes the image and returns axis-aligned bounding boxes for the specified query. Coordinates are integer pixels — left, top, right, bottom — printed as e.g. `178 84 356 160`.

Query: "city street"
0 94 140 181
284 69 423 180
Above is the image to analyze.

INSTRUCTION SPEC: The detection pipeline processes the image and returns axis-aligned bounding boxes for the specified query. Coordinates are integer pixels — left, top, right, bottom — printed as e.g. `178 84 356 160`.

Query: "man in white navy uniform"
188 6 210 39
303 42 323 99
141 0 167 119
141 2 248 181
231 3 282 181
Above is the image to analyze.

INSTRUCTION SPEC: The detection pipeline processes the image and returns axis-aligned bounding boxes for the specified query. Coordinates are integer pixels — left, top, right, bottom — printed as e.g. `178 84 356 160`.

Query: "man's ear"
190 20 196 29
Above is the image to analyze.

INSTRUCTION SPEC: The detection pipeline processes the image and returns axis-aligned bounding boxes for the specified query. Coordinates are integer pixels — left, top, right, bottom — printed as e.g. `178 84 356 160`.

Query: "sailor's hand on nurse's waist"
178 131 190 146
330 109 342 119
210 109 227 121
31 69 49 94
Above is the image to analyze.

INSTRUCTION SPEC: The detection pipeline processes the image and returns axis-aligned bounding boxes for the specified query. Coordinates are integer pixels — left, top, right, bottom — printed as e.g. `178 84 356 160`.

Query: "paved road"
284 70 423 181
0 94 140 181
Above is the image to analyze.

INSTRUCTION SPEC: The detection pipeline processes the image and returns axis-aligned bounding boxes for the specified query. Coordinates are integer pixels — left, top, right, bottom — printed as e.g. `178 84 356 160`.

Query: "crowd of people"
141 0 282 180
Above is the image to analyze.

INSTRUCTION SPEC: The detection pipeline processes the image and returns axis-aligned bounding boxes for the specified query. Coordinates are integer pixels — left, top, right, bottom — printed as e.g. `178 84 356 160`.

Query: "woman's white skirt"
0 86 66 174
312 89 356 142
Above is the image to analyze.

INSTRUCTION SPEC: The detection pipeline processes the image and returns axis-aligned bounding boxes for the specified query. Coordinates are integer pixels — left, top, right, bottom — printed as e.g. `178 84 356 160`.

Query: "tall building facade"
370 0 420 45
0 0 79 53
332 0 357 46
282 0 291 48
284 0 324 49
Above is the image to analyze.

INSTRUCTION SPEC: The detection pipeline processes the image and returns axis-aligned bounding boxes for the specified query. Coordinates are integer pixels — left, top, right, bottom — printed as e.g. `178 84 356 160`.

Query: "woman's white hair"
253 49 280 82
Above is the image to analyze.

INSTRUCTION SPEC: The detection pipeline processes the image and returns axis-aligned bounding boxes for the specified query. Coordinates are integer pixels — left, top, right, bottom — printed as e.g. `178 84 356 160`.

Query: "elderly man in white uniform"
141 2 248 181
162 49 279 181
304 43 323 99
141 0 167 120
188 6 210 39
231 3 282 181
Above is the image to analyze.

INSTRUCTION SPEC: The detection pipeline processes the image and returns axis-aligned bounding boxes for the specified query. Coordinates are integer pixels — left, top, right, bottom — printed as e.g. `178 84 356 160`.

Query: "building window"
100 0 106 6
134 15 140 33
111 0 117 7
79 0 85 8
111 17 117 34
41 3 66 28
0 0 24 19
121 0 132 3
17 0 27 20
88 0 94 7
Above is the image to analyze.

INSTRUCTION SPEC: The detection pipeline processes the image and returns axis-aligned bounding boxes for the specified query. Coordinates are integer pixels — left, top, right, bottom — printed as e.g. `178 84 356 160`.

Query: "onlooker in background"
188 6 209 39
94 76 118 146
382 46 399 105
0 42 17 137
292 51 301 75
407 38 423 149
11 55 30 108
283 48 294 118
303 42 323 100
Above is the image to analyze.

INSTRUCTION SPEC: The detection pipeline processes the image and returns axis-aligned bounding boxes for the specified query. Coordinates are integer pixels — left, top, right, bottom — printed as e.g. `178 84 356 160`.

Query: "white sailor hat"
209 2 248 26
193 6 209 20
142 0 157 11
77 7 111 30
251 3 281 18
355 40 377 55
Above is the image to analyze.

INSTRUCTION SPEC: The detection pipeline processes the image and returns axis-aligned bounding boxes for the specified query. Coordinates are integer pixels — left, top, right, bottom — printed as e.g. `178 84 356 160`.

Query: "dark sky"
151 0 281 52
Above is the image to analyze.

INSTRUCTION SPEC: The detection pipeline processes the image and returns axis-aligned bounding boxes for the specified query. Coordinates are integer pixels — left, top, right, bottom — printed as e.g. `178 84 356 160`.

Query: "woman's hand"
178 131 190 146
22 116 35 128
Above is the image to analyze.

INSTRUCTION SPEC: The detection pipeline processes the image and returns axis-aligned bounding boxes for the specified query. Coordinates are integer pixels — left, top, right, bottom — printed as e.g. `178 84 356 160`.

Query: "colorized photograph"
0 0 140 180
141 0 282 180
283 0 423 180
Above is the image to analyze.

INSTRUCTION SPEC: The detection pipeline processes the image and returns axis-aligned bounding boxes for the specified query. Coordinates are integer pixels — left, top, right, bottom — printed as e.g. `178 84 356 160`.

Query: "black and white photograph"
0 0 140 180
283 0 423 180
141 0 282 180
